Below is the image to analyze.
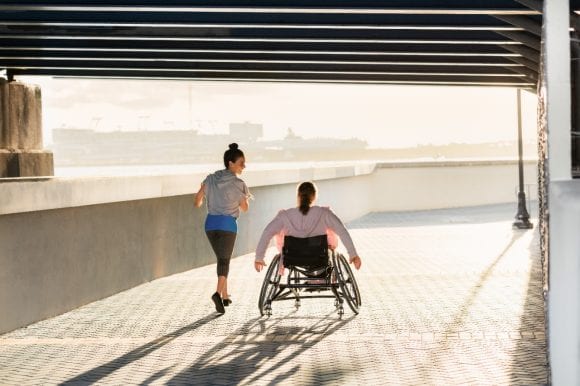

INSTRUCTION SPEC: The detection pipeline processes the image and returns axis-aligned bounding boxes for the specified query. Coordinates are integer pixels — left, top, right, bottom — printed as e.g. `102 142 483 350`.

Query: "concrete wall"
0 160 535 334
373 160 538 212
0 195 213 335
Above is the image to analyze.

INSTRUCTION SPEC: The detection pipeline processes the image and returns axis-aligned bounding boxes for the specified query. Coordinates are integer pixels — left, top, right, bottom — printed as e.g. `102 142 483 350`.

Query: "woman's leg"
218 232 235 301
217 276 227 296
206 230 237 300
220 278 226 297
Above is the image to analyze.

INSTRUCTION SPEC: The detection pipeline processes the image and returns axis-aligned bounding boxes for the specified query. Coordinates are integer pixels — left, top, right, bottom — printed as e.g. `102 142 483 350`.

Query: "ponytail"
297 182 316 215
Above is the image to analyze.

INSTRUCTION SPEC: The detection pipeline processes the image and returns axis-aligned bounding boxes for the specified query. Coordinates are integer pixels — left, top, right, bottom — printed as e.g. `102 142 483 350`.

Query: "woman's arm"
239 182 250 212
194 183 205 208
325 209 362 269
254 212 284 271
239 196 249 212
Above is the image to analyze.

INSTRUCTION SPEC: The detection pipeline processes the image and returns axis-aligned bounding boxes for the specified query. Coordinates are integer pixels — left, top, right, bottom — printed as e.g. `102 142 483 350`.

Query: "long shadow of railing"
407 230 528 384
61 313 220 385
508 229 549 385
166 310 355 385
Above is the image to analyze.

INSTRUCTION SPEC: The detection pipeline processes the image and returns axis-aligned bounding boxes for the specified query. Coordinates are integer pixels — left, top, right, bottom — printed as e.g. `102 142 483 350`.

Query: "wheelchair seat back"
282 234 329 268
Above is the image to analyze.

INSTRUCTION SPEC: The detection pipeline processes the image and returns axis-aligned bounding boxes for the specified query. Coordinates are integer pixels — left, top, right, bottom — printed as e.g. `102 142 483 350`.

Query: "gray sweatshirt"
203 169 249 218
255 206 358 261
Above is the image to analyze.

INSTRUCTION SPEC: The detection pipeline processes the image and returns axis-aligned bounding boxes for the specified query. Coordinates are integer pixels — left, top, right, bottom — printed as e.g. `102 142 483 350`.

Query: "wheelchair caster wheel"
338 306 344 318
295 300 301 309
264 304 272 317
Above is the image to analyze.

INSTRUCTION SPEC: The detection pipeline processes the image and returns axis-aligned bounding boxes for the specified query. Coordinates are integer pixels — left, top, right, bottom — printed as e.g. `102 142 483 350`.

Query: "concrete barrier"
0 159 537 334
373 160 538 212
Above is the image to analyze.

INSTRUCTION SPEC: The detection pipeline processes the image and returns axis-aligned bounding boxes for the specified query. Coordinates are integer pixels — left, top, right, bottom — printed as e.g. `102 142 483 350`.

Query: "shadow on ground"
166 311 355 385
509 228 549 385
62 314 220 385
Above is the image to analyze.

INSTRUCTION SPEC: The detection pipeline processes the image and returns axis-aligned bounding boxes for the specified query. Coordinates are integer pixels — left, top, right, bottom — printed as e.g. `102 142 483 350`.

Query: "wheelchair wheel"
258 254 281 316
336 254 362 314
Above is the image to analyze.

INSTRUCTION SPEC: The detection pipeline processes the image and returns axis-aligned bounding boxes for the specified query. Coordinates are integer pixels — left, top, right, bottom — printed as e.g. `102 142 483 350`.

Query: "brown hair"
297 181 317 215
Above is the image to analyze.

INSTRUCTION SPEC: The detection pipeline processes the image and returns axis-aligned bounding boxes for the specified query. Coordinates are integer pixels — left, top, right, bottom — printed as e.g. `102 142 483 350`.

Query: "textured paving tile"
0 203 547 385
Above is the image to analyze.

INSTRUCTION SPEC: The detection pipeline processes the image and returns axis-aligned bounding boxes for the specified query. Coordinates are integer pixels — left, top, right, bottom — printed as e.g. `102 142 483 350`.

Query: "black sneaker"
223 298 232 307
211 292 225 314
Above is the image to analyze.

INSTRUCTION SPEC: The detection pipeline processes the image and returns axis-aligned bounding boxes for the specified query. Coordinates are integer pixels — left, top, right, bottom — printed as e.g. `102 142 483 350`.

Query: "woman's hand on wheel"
349 256 362 270
254 260 266 272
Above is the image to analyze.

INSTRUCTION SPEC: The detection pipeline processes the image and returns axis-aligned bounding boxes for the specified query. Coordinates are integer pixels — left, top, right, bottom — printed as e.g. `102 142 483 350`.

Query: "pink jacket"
255 206 358 262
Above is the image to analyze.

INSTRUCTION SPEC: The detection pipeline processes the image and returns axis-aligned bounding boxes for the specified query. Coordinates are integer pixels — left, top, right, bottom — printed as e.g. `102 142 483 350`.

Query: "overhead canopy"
0 1 577 87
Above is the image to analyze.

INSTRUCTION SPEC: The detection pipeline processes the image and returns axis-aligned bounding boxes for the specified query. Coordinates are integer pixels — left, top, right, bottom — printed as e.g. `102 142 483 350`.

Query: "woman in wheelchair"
254 181 362 316
254 181 361 271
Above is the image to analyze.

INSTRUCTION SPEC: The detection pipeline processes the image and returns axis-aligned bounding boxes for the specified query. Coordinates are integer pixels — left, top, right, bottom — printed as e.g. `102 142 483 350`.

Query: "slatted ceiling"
0 0 570 87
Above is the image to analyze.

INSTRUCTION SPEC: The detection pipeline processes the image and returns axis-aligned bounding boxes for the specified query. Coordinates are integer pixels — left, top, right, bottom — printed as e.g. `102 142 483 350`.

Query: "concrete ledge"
0 159 536 215
377 158 538 168
0 162 376 215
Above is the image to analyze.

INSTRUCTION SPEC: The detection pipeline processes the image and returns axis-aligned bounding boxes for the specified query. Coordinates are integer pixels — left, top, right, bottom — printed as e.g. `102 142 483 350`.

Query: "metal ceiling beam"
493 15 541 35
494 30 541 50
504 63 538 80
0 22 525 32
0 5 540 16
0 59 526 76
505 55 540 71
0 49 525 65
499 44 540 63
0 27 529 42
0 0 541 7
0 37 527 55
7 67 535 85
513 0 543 12
0 12 540 30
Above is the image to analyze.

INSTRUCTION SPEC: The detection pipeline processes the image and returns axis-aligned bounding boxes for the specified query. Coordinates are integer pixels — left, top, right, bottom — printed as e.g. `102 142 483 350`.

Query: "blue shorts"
205 214 237 233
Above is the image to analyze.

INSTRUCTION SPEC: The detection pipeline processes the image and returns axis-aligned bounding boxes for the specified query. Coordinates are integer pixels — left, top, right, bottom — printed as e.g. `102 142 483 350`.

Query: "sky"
21 76 538 149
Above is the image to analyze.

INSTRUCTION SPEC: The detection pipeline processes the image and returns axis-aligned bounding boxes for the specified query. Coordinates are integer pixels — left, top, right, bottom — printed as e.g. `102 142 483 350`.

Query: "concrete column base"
0 150 54 177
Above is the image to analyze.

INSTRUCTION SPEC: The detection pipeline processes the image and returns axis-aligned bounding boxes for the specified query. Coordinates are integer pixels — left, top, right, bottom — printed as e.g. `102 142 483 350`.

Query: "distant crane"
138 115 150 131
90 117 102 131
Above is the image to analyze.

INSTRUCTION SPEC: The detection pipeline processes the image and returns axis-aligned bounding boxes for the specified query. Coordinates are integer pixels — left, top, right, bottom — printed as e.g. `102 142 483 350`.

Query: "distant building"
229 122 263 141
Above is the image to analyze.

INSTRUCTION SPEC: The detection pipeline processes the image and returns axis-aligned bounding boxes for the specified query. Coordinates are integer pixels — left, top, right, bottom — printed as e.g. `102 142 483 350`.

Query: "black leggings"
206 230 237 277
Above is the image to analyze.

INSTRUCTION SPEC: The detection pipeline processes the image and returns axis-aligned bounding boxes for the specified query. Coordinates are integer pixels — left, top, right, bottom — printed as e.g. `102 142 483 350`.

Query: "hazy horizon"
21 76 538 150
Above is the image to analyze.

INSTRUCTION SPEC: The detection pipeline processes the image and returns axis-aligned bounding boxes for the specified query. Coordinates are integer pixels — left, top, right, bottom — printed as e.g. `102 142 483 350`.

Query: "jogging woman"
195 143 250 314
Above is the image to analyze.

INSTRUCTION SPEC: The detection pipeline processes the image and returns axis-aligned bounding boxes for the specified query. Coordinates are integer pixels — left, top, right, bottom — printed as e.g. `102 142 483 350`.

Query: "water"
54 157 531 178
54 160 379 178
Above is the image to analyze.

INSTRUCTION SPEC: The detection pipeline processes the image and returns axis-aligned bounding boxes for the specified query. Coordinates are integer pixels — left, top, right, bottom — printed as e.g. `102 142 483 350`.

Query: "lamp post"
513 88 533 229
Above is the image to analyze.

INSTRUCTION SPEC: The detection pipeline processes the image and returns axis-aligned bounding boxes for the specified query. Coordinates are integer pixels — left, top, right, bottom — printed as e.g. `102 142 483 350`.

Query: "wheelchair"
258 234 361 318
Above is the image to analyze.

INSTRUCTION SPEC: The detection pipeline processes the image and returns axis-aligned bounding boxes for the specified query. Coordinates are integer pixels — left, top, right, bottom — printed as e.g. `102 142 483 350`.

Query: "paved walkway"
0 203 547 385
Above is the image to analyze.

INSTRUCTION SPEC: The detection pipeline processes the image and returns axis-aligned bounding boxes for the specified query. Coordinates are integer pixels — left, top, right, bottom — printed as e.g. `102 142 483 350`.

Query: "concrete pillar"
0 79 54 177
544 1 572 181
543 0 577 385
